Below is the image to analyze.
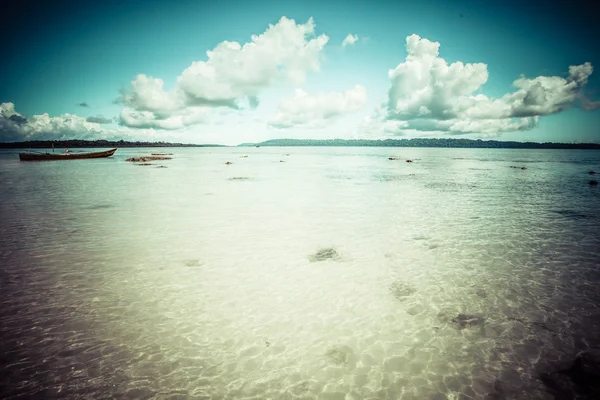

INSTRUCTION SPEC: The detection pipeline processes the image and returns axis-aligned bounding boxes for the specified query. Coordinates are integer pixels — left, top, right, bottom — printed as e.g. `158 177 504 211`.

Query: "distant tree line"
239 138 600 149
0 139 226 148
2 138 599 149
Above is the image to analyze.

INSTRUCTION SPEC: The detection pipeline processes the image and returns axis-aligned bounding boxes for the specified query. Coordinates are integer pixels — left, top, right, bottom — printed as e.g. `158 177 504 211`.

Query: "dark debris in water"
184 259 202 267
309 248 339 262
87 204 114 210
552 210 588 219
450 314 485 330
126 156 171 162
325 345 355 365
590 180 598 186
389 280 416 301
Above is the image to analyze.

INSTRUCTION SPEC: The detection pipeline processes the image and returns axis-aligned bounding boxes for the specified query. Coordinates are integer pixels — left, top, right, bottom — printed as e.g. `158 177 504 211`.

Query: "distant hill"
238 138 600 149
0 139 228 148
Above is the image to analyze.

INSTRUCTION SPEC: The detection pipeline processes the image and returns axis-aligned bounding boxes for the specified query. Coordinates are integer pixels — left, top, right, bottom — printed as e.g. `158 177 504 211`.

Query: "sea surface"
0 147 599 399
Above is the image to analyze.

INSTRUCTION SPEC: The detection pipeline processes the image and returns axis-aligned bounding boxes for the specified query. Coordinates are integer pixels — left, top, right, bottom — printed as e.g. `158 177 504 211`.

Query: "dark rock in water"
590 180 598 186
589 171 597 175
388 157 400 160
553 210 588 219
151 153 173 156
521 167 527 170
230 177 250 180
309 248 339 262
126 156 172 162
156 165 167 168
389 281 416 301
87 204 114 210
406 159 413 163
451 314 485 329
476 289 488 298
540 350 600 399
325 345 355 366
225 161 233 165
137 163 153 166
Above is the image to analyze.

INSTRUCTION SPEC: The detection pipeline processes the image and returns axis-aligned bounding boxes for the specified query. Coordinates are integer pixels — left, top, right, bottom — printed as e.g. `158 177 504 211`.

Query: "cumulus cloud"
1 102 102 142
86 115 112 124
117 17 329 129
118 107 207 130
382 34 598 135
342 34 359 47
269 85 367 129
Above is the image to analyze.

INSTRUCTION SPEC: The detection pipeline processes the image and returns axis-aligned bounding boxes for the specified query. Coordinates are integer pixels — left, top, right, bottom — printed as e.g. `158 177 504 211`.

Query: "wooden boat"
19 148 118 161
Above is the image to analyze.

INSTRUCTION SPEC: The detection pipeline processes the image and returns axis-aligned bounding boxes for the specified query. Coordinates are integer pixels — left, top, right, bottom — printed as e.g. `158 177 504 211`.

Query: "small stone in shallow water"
389 280 416 301
590 180 598 186
451 314 485 329
476 289 488 298
309 248 339 262
325 345 355 365
126 156 171 162
185 259 202 267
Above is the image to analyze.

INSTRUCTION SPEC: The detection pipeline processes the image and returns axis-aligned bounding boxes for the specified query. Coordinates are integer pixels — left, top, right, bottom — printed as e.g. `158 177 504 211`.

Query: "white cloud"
118 74 184 116
1 102 103 141
269 85 367 128
118 17 329 129
342 34 359 47
119 107 207 130
379 34 598 136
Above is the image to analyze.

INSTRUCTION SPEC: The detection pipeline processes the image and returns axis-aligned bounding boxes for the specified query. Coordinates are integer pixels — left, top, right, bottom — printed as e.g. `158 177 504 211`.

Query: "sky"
1 0 599 145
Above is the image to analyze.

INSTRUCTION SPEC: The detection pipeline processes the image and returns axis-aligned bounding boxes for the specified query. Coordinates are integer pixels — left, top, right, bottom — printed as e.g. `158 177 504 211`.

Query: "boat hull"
19 148 118 161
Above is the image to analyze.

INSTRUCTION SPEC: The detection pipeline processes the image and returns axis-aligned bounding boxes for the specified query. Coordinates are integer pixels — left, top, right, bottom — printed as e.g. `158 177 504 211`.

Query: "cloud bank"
1 19 598 143
117 16 329 129
1 102 102 141
86 115 112 124
379 34 595 136
269 85 367 128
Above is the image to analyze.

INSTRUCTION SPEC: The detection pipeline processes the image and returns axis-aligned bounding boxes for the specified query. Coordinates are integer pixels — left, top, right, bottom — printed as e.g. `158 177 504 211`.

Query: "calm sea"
1 147 599 399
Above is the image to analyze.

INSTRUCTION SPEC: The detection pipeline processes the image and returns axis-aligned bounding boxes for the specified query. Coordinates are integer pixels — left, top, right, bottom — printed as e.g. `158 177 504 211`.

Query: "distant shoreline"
239 138 600 149
0 140 226 148
1 138 599 149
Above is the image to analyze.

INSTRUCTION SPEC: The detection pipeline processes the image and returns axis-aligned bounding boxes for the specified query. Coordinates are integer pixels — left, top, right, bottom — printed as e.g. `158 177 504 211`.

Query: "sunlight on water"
1 147 599 399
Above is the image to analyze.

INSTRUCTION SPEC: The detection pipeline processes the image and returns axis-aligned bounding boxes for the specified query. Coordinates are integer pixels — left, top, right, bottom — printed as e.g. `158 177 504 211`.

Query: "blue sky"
1 0 599 144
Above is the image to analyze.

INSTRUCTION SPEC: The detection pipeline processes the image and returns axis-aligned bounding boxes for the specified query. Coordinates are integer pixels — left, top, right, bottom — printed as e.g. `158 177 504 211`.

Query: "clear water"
0 147 599 399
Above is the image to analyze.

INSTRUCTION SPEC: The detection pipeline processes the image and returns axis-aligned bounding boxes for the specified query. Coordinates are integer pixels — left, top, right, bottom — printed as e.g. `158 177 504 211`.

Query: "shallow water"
1 147 599 399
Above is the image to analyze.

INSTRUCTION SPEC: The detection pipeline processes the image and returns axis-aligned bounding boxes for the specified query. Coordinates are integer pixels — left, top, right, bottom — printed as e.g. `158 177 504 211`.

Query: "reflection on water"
1 147 599 399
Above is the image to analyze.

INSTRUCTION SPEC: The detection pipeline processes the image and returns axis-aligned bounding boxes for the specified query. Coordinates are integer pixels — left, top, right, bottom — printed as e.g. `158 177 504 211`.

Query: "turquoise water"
0 147 599 399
